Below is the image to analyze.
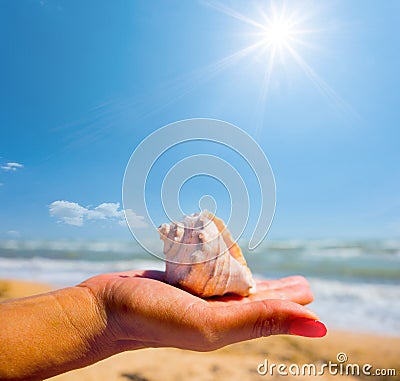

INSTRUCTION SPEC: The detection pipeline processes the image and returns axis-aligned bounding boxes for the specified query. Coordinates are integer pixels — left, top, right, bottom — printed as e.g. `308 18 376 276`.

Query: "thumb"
207 300 327 349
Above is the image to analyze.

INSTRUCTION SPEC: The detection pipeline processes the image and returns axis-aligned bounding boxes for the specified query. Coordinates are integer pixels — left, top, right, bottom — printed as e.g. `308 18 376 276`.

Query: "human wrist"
71 284 143 356
46 284 119 372
65 285 118 361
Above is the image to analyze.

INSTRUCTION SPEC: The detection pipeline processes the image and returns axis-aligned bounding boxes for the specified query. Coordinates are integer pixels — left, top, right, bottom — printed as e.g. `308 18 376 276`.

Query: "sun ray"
204 0 357 128
59 1 357 151
255 44 277 136
202 0 268 31
55 37 269 151
286 44 358 118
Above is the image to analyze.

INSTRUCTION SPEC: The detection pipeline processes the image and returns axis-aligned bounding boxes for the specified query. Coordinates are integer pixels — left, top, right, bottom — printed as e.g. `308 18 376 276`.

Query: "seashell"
158 210 256 297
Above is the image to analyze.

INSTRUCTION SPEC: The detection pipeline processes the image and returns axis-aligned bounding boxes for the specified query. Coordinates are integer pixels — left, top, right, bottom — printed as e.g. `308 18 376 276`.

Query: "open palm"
80 270 326 352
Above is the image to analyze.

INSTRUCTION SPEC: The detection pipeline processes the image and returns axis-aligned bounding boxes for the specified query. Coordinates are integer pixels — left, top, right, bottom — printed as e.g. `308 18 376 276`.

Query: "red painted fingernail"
289 319 327 338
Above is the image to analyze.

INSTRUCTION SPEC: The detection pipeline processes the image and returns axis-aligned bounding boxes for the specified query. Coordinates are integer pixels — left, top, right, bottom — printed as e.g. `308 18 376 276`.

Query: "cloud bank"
1 162 24 172
49 200 147 228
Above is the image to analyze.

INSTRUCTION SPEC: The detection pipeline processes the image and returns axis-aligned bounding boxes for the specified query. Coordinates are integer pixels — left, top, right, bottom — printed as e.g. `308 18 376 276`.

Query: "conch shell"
158 210 256 297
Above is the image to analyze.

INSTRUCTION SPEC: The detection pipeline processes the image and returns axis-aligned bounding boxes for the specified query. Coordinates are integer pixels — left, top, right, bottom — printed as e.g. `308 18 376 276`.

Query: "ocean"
0 239 399 336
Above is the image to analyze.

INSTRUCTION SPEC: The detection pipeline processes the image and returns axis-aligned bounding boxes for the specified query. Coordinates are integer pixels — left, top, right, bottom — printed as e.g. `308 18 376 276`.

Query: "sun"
263 20 293 48
205 1 305 58
166 1 351 127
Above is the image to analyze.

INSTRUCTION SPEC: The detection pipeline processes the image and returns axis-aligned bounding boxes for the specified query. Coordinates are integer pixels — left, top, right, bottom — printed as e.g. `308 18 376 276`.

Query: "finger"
253 278 314 305
207 276 314 306
204 300 326 349
255 276 310 291
251 285 313 305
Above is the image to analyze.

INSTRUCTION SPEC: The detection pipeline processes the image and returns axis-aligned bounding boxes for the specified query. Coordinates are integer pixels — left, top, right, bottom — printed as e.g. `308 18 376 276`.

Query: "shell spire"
158 210 256 297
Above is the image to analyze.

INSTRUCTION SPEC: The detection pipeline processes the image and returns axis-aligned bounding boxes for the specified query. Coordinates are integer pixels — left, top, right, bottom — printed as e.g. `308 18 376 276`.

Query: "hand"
79 270 326 353
0 271 327 381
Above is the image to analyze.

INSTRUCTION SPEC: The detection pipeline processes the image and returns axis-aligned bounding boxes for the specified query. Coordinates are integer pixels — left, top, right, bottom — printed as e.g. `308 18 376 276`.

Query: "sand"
0 278 53 302
1 279 399 381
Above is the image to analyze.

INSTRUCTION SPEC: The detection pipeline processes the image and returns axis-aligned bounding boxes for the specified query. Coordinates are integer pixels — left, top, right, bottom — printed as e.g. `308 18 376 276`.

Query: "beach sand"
0 278 53 302
1 279 399 381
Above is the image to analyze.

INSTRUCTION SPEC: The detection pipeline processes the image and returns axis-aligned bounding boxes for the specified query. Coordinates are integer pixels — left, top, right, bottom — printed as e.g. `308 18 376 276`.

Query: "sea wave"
309 277 400 336
250 239 400 255
1 239 400 255
0 239 162 260
1 239 399 282
0 256 164 286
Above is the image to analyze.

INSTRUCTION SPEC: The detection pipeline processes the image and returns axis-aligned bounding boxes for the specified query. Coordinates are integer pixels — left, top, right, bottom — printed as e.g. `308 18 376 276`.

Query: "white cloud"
93 203 123 219
124 209 148 228
1 162 24 172
49 200 147 228
49 201 87 226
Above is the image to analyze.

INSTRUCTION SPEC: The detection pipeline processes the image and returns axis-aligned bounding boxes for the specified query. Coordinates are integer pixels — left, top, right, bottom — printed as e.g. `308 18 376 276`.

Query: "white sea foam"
309 277 400 336
0 257 164 287
0 240 140 253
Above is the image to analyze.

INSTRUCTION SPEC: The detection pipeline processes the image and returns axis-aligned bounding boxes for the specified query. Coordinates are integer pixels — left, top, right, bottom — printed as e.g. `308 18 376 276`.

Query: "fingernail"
289 319 327 338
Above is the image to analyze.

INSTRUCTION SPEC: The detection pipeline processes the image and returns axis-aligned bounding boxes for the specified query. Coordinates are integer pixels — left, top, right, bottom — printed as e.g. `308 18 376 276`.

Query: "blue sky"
0 0 399 241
